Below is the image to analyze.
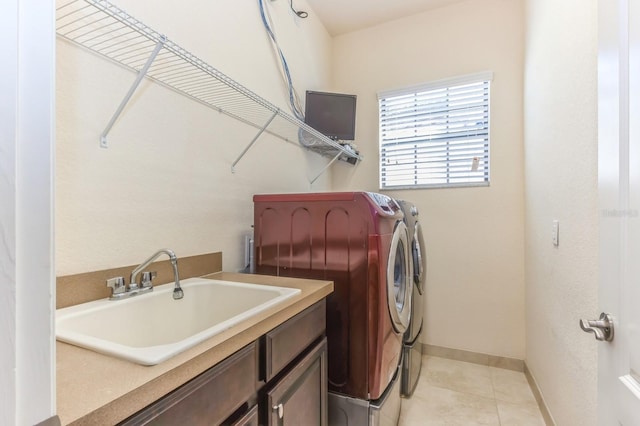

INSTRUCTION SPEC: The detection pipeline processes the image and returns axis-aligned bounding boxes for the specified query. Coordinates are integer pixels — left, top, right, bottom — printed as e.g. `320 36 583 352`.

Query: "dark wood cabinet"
119 341 260 426
266 338 327 426
230 405 258 426
118 300 327 426
264 299 326 381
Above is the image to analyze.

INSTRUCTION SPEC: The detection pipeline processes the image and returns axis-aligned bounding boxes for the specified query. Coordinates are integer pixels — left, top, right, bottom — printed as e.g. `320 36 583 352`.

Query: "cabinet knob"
273 403 284 419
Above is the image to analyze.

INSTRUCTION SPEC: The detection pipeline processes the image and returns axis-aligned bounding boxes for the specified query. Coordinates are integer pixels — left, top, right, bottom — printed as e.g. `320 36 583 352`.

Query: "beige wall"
57 2 602 422
524 0 598 424
331 0 526 359
56 0 334 275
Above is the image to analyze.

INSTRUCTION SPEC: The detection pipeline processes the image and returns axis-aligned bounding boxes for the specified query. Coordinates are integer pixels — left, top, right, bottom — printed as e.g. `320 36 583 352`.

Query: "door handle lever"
579 312 614 342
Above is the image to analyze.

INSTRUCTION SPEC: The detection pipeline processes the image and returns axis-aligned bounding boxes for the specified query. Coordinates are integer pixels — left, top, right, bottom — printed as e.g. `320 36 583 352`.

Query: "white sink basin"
56 277 300 365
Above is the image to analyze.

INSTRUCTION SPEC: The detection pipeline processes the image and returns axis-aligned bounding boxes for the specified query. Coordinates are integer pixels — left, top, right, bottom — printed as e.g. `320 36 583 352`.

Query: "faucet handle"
141 271 157 288
106 277 126 297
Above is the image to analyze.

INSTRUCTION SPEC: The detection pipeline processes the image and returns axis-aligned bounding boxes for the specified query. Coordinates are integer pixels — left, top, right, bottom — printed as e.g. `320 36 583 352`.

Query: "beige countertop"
56 272 333 425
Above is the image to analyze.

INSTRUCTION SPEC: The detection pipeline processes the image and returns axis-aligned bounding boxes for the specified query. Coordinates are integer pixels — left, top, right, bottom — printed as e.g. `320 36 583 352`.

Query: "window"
378 72 492 189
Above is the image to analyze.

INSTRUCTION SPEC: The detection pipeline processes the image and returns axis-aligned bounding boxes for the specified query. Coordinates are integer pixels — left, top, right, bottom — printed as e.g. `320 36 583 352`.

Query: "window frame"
377 71 493 190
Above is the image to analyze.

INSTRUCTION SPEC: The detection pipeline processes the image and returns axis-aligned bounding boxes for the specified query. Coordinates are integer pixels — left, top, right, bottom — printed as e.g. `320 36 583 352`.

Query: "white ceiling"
305 0 466 36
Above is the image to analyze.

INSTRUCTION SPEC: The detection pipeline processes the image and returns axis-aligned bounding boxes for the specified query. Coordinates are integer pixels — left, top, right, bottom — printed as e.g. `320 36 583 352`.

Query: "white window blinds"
378 72 492 189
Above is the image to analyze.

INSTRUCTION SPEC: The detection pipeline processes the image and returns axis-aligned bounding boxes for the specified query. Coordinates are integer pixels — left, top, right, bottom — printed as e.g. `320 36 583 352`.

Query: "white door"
594 0 640 423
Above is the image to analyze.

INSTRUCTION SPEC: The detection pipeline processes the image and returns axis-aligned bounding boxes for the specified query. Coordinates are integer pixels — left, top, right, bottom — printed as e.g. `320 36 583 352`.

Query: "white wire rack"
55 0 362 174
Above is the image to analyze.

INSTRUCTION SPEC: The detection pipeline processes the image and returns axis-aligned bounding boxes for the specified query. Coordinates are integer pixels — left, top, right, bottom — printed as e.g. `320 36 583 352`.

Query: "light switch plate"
552 220 559 246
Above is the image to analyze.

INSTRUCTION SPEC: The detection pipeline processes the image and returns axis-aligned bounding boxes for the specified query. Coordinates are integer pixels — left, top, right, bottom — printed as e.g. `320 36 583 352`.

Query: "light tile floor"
399 356 546 426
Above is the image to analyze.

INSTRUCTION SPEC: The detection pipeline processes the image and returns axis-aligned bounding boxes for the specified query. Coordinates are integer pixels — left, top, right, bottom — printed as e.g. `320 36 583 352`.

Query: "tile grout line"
414 356 501 426
421 354 505 425
489 366 504 426
406 355 546 426
423 344 548 425
418 380 497 403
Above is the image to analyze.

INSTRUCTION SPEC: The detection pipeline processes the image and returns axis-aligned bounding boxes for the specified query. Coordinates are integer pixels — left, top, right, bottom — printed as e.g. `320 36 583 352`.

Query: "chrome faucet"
106 248 183 300
130 248 183 300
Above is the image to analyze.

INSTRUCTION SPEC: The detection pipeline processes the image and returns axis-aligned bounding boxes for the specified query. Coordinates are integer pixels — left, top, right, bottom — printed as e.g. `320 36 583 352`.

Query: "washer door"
387 221 412 333
413 221 426 293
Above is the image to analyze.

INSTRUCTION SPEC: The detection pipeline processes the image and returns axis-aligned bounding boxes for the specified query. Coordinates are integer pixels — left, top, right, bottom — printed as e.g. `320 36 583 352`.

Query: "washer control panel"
365 192 400 215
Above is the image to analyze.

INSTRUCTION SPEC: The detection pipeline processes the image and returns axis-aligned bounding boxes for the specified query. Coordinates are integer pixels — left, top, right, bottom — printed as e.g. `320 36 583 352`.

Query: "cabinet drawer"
120 341 259 426
265 300 326 381
230 405 258 426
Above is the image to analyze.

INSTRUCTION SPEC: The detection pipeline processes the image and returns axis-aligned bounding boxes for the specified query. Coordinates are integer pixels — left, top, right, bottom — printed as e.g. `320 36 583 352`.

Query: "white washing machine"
396 200 426 397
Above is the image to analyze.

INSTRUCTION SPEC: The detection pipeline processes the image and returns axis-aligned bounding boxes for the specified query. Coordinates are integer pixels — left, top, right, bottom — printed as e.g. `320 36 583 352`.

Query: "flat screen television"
304 90 357 141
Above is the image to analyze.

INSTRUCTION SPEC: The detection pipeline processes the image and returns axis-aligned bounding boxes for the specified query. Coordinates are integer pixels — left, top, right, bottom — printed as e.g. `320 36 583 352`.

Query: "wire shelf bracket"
231 110 278 173
56 0 362 169
100 37 166 148
309 151 342 185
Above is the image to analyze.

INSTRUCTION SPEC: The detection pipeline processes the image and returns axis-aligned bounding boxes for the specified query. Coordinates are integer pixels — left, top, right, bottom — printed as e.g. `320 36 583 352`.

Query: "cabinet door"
267 338 327 426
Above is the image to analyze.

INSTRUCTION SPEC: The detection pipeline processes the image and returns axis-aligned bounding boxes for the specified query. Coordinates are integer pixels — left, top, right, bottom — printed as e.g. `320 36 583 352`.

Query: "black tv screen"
304 91 357 141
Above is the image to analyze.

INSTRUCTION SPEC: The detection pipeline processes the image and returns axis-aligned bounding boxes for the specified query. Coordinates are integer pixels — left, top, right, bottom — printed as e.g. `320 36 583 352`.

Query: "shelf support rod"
99 36 167 148
231 110 278 172
309 151 343 185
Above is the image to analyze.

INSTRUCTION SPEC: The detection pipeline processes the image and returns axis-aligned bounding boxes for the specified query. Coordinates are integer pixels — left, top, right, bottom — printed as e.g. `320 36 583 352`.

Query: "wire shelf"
55 0 362 167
